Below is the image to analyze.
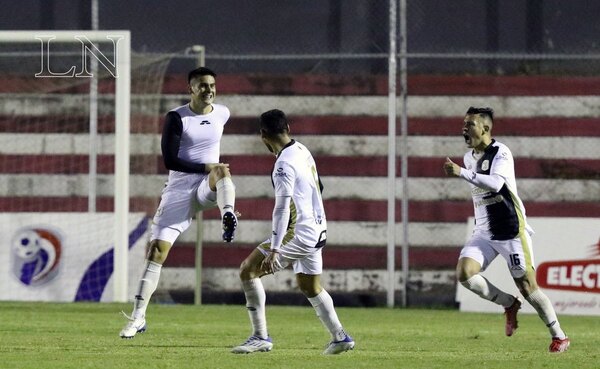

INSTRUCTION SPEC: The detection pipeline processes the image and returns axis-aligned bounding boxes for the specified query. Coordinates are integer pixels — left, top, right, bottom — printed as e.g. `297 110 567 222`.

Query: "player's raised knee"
238 258 255 278
212 163 231 178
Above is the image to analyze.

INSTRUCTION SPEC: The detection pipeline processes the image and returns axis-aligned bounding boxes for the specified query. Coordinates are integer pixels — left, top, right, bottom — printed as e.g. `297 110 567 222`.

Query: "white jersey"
462 140 530 240
167 103 230 184
272 140 327 247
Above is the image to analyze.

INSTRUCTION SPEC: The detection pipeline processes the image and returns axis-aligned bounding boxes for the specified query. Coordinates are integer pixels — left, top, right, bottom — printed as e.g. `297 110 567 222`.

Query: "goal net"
0 31 172 302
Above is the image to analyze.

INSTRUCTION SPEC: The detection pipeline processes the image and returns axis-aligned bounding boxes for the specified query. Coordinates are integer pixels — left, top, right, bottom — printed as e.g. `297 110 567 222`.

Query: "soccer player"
443 107 570 353
120 67 238 338
230 109 354 355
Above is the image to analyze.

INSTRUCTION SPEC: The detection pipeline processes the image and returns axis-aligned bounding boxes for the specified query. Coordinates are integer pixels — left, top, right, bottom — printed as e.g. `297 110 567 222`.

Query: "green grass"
0 302 598 369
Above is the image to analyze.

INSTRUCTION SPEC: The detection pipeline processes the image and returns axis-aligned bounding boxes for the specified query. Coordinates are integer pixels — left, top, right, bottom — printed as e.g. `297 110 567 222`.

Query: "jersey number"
509 253 521 267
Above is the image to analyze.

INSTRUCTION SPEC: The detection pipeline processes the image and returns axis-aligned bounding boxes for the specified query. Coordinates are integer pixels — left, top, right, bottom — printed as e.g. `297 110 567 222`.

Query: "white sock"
242 278 268 339
307 289 346 341
132 261 162 319
461 274 515 307
216 177 236 217
525 289 566 339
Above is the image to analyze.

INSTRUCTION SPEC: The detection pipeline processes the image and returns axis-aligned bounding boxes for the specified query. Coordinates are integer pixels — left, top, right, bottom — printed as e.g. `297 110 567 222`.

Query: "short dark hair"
466 106 494 121
260 109 289 136
187 67 216 84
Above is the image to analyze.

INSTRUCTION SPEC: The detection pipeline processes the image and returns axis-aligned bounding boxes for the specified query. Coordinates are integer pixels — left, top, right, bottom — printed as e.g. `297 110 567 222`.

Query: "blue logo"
11 226 63 286
275 167 287 177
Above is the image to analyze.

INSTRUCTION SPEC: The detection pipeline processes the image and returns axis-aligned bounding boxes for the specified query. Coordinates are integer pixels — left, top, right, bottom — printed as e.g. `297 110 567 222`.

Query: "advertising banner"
0 213 149 302
457 217 600 316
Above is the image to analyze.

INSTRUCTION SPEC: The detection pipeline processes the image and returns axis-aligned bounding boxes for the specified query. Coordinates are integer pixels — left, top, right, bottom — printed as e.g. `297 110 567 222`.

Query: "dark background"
2 0 599 74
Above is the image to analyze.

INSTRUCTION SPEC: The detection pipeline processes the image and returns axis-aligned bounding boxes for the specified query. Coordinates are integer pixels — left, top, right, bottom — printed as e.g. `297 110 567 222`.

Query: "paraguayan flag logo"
10 226 63 286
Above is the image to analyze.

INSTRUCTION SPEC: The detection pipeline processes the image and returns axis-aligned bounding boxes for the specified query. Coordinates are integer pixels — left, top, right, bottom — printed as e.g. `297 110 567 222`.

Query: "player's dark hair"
260 109 289 136
187 67 216 84
466 106 494 121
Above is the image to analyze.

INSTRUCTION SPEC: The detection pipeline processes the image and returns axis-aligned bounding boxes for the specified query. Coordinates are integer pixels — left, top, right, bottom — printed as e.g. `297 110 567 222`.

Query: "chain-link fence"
1 0 598 306
166 0 598 307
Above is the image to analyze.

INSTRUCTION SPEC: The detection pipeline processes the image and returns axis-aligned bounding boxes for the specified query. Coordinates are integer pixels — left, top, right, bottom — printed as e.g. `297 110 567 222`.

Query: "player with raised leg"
443 106 570 353
120 67 237 338
230 109 354 355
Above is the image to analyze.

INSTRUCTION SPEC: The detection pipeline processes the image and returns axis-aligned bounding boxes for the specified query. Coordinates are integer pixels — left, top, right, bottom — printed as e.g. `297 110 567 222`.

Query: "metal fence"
182 0 600 307
1 0 599 306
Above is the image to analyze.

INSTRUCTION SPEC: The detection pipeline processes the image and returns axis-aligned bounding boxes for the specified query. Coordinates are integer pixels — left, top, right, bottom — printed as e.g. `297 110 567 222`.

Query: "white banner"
0 213 149 302
457 217 600 316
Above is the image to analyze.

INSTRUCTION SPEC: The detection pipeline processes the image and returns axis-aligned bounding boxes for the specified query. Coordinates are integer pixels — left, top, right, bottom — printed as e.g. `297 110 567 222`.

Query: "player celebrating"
443 107 569 353
230 109 354 355
120 67 238 338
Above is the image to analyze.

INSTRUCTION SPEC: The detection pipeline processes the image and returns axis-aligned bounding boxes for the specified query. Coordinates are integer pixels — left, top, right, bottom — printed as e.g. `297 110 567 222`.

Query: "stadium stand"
2 73 599 306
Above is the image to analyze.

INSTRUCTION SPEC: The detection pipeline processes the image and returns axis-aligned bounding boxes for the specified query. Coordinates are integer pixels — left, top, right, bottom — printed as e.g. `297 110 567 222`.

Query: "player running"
443 106 569 353
230 109 354 355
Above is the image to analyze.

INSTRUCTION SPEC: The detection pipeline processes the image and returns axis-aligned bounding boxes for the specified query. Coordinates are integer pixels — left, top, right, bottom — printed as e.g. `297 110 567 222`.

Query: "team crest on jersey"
481 160 489 171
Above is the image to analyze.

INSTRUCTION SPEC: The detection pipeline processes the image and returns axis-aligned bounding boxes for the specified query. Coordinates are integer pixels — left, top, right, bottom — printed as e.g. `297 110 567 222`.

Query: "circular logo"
11 226 62 286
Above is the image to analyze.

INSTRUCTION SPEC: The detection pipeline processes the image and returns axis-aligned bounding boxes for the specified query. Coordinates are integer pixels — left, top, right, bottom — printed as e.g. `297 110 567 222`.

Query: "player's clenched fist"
443 157 461 177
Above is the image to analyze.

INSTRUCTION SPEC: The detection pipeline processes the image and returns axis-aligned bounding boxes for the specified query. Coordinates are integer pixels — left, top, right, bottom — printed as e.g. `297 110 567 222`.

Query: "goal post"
0 30 131 302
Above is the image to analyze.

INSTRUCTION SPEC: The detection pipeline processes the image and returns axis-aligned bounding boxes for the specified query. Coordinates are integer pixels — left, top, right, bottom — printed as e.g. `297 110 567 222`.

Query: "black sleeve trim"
161 111 206 173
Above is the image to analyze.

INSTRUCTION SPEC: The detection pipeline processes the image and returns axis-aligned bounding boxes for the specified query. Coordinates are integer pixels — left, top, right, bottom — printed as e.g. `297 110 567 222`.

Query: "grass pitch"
0 301 598 369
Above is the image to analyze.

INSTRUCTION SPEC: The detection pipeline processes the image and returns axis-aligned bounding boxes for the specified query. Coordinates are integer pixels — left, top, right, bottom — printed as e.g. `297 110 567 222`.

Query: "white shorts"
151 174 217 244
459 230 535 278
257 236 323 275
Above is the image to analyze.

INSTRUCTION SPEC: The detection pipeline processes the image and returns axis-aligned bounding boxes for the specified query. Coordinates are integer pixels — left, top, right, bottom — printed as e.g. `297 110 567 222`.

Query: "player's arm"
161 111 207 173
445 153 510 192
261 195 289 274
270 195 291 251
269 161 295 251
261 162 294 274
458 167 505 192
